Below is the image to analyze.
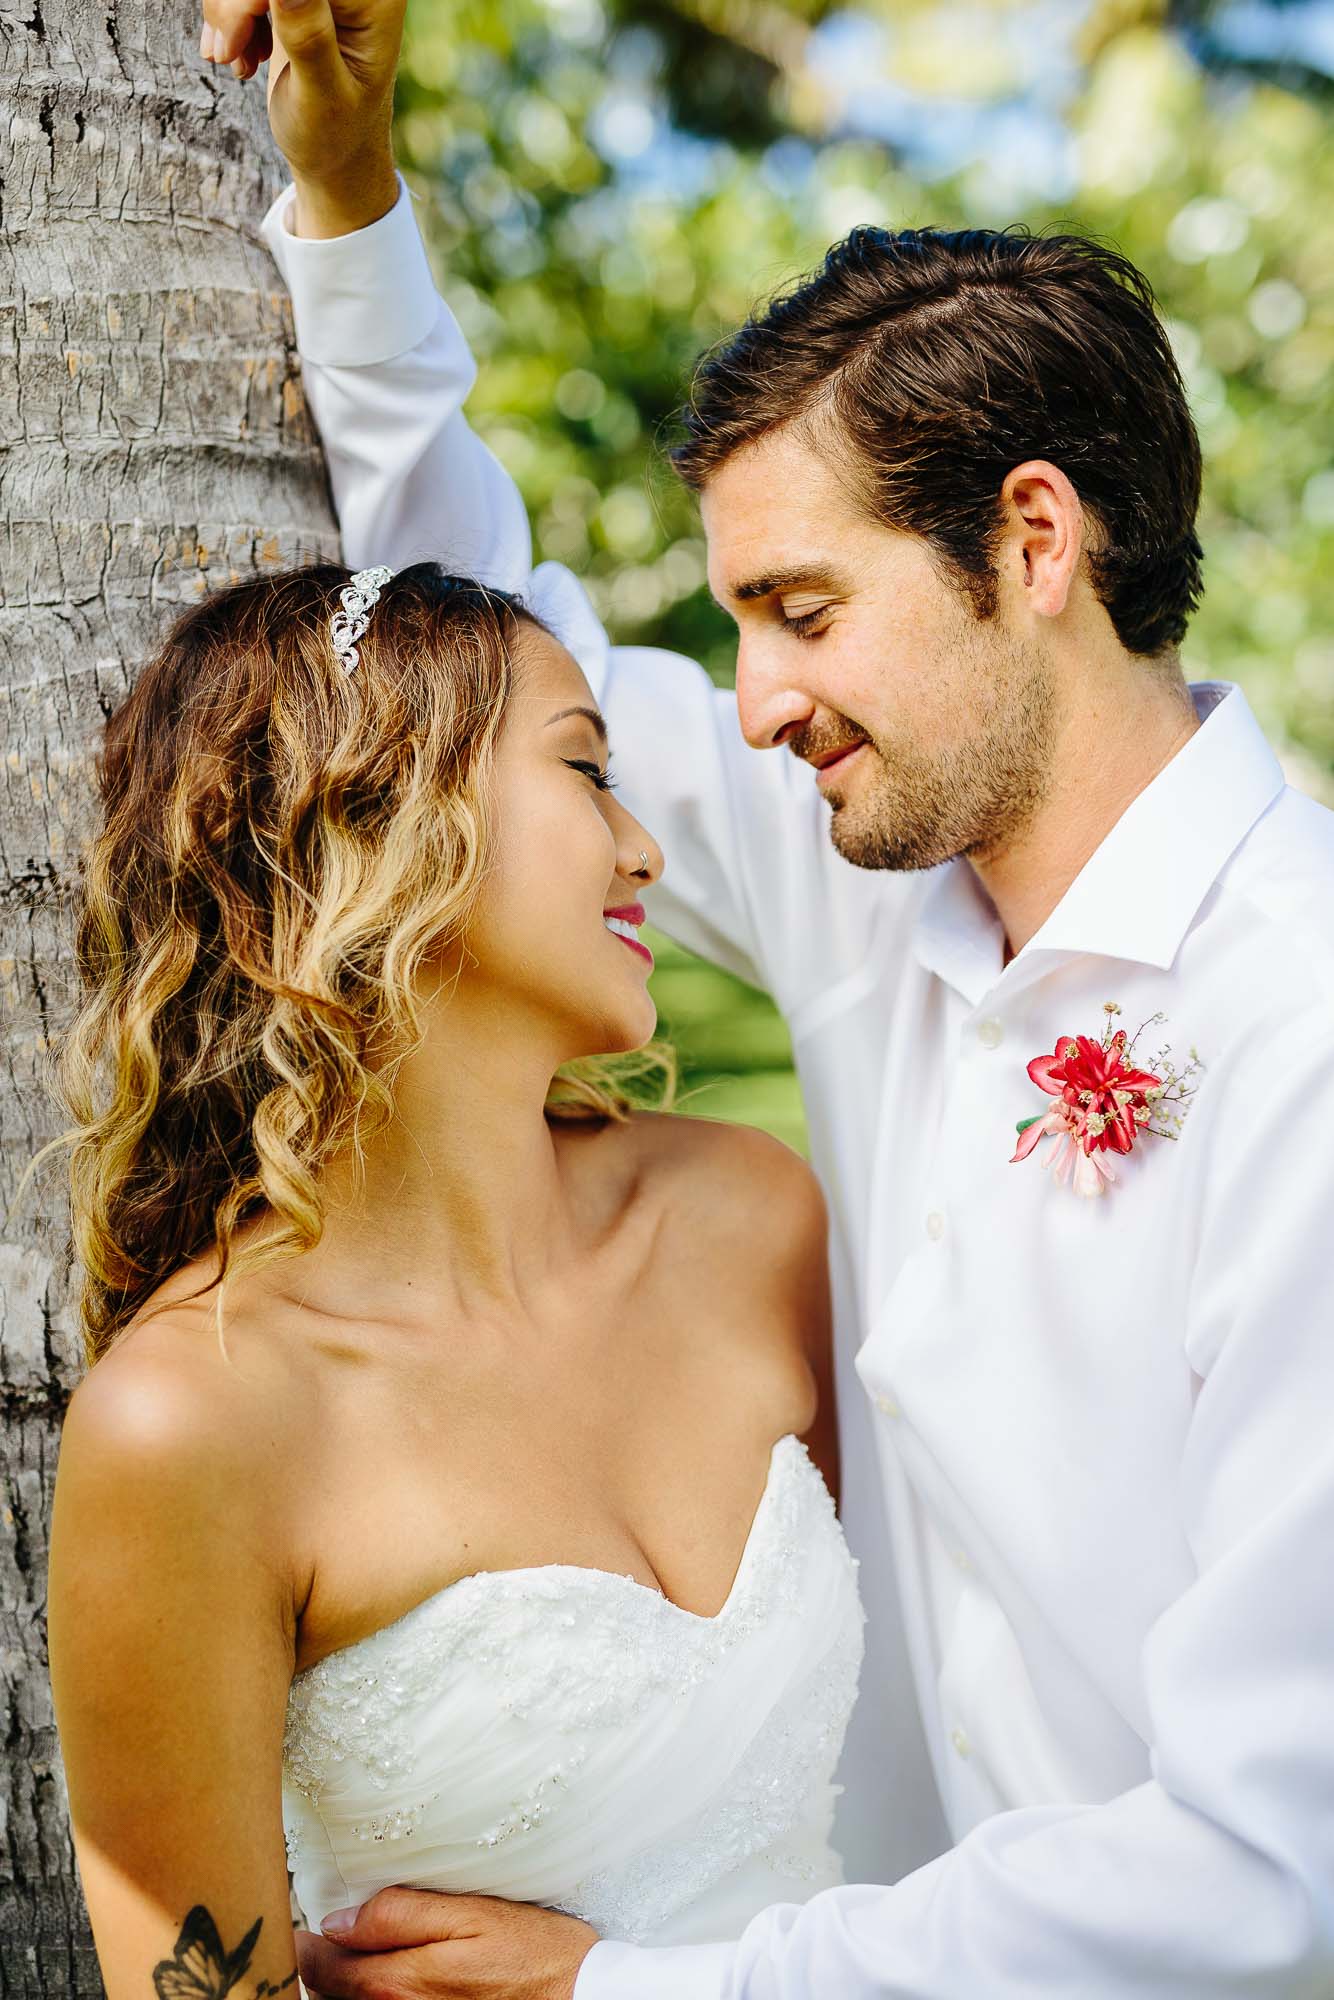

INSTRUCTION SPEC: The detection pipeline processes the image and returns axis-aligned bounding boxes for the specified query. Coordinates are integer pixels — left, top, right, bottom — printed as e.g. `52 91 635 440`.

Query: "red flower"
1011 1029 1164 1198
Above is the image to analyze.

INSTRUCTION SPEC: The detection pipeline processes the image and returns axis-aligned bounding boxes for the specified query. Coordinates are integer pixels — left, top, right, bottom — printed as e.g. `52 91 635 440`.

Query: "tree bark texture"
0 3 336 1988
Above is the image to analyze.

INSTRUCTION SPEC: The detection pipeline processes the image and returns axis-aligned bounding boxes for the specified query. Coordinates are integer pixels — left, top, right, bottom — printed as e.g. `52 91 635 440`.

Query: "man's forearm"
288 147 400 239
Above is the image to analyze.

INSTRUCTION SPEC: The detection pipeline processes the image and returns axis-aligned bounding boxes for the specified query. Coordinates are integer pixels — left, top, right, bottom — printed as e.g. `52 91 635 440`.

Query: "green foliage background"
393 0 1334 1154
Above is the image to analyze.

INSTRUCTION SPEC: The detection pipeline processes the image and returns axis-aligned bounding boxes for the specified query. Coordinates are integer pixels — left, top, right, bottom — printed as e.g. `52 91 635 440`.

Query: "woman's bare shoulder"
84 1259 302 1402
662 1118 830 1360
618 1109 828 1265
617 1113 832 1451
61 1282 309 1585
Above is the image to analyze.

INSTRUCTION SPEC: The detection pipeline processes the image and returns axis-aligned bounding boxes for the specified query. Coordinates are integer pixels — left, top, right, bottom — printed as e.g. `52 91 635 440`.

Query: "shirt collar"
912 681 1286 1004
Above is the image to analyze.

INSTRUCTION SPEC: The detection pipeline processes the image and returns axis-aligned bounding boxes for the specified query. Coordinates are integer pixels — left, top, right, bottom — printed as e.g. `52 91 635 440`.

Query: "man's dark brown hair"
673 225 1205 657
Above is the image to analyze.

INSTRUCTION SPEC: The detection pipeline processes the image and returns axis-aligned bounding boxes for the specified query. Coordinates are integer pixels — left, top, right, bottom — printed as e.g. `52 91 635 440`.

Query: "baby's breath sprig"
1139 1043 1206 1142
1118 1008 1166 1059
1103 1008 1205 1142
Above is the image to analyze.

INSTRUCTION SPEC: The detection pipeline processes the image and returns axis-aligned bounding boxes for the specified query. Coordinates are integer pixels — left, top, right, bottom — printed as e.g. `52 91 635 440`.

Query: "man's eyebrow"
730 566 843 604
544 705 608 742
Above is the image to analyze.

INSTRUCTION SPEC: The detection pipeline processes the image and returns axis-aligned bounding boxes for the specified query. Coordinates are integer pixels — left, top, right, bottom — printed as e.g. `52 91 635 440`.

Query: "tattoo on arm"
151 1906 297 1999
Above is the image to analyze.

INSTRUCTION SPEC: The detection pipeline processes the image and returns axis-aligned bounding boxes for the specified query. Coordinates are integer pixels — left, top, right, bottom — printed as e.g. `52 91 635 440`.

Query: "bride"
43 561 864 2000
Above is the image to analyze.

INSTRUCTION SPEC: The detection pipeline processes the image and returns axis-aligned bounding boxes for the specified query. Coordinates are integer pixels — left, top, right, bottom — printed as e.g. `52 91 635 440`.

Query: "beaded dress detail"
282 1434 865 1946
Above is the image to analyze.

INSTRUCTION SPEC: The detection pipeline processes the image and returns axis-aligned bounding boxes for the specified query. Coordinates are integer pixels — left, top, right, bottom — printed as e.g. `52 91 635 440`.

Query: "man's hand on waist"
294 1886 599 2000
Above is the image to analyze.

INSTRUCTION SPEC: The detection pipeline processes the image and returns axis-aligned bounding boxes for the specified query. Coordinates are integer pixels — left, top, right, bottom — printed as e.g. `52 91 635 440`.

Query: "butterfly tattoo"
151 1906 296 1999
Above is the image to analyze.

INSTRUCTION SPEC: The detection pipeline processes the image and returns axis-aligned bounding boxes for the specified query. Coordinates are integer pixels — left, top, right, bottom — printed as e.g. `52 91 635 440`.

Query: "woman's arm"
48 1351 301 2000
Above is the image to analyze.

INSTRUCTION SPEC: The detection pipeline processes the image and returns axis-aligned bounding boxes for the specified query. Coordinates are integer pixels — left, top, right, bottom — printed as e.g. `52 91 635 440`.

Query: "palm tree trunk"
0 5 335 1988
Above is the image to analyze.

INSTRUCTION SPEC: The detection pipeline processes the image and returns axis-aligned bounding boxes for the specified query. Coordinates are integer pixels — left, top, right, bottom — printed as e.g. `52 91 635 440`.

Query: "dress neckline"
290 1431 807 1686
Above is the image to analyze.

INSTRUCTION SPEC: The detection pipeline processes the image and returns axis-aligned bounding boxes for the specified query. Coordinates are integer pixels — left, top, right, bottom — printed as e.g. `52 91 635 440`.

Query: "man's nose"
734 638 815 751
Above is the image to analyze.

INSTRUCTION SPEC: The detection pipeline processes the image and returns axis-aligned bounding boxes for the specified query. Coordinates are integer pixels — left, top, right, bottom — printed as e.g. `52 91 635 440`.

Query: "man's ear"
998 459 1084 620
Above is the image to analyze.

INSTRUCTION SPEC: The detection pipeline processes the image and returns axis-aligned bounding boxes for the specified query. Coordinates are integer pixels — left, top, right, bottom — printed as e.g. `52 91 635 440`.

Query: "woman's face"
458 621 665 1059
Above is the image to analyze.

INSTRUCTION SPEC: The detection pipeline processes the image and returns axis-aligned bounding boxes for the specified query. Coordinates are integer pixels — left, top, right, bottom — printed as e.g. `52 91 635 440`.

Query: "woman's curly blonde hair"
29 561 674 1368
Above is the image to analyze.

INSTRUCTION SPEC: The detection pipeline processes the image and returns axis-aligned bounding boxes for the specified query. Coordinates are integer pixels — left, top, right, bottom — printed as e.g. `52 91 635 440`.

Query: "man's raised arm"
259 169 537 597
226 0 888 1006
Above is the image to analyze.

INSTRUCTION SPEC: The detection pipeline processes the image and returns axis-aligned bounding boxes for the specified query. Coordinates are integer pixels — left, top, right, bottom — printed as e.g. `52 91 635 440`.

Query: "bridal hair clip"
330 565 395 675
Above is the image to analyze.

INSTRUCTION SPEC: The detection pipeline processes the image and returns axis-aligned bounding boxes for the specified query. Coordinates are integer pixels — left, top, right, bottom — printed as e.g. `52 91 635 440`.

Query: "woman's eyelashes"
564 757 619 793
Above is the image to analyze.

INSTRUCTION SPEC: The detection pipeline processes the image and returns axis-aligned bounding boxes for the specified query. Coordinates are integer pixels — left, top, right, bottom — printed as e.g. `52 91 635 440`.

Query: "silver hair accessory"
330 565 395 675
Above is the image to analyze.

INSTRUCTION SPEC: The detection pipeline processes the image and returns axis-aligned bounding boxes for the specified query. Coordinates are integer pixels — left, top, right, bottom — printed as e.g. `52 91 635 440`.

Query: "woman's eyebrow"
544 706 608 742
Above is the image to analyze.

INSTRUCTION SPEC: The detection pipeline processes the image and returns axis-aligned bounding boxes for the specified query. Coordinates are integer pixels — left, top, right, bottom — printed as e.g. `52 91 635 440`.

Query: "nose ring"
635 850 649 876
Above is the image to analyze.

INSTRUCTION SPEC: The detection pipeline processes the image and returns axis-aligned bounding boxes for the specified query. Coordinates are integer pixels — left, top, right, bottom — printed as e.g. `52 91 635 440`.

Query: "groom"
211 0 1334 1992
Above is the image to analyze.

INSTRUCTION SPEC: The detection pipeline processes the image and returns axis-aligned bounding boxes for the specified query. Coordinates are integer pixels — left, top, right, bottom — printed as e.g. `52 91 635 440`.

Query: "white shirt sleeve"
257 174 897 1006
258 174 533 589
575 1016 1334 1998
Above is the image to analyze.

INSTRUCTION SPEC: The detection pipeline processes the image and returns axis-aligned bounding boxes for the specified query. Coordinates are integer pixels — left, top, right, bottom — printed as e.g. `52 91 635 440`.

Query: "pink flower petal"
1011 1108 1065 1163
1073 1148 1116 1198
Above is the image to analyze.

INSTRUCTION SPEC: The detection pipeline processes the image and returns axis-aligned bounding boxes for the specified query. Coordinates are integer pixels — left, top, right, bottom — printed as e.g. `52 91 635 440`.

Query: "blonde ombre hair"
32 562 674 1367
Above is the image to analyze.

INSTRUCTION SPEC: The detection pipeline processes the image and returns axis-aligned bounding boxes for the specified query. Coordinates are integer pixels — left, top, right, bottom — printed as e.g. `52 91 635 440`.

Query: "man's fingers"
232 12 272 78
268 0 343 90
293 1932 354 1997
296 1900 599 2000
295 1929 457 2000
318 1887 492 1952
199 0 270 65
292 1892 493 1998
200 0 341 90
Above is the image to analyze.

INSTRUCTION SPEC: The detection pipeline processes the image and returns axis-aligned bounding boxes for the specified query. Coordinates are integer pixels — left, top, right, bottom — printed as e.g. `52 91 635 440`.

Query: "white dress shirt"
259 174 1334 1997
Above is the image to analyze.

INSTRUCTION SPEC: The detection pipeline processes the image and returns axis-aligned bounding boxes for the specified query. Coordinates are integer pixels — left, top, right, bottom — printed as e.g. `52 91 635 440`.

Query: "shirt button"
925 1210 946 1242
950 1727 971 1759
977 1017 1003 1049
873 1391 901 1418
951 1547 972 1574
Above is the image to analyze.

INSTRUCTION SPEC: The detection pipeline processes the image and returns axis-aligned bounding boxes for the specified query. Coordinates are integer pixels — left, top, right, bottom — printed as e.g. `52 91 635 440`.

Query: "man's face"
700 420 1056 872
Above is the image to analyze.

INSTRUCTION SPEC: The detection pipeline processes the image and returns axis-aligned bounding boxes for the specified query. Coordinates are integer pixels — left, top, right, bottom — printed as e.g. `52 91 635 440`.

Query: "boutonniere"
1011 1004 1204 1198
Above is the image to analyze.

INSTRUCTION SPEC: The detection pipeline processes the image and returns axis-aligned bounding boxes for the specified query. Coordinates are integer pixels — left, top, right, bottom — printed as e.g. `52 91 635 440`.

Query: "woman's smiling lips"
603 902 654 965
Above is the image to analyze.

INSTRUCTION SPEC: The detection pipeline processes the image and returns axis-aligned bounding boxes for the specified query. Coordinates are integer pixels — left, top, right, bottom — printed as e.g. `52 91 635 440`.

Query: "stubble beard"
827 636 1058 874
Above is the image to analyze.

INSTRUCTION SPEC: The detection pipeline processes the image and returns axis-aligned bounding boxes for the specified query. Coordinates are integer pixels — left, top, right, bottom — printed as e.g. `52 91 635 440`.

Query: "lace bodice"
281 1434 865 1946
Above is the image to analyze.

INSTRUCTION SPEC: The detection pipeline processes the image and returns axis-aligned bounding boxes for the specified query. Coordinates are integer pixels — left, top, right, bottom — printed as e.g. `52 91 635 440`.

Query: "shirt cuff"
258 170 440 369
573 1937 735 2000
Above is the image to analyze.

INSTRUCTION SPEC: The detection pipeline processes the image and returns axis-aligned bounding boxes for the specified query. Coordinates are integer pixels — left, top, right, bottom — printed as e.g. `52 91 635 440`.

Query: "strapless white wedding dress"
282 1433 865 1946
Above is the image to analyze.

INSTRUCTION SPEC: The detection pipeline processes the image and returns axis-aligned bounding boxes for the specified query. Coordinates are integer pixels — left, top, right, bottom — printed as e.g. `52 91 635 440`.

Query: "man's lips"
811 741 868 789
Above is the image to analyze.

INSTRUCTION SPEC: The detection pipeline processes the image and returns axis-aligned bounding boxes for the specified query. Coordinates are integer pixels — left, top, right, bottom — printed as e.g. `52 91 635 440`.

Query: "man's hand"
293 1886 599 2000
198 0 405 236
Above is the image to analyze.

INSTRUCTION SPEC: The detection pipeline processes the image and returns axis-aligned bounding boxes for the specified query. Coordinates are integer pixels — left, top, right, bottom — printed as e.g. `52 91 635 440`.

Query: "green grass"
646 927 808 1158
